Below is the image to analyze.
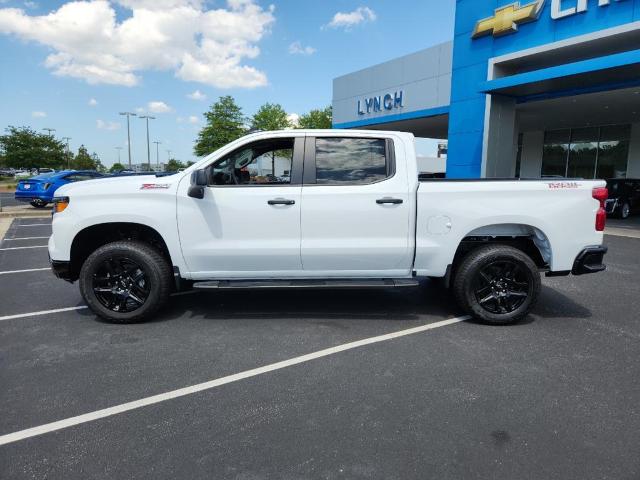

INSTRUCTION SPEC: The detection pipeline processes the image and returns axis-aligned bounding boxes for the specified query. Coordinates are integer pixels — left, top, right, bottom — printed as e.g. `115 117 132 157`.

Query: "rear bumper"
572 246 607 275
14 191 52 202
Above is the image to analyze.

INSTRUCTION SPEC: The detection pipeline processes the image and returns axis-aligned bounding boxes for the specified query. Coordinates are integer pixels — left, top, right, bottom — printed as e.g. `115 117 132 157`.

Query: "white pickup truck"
48 130 608 324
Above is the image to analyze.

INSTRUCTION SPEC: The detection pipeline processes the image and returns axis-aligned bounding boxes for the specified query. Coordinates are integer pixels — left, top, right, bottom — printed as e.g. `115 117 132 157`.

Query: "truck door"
300 136 413 276
176 136 304 279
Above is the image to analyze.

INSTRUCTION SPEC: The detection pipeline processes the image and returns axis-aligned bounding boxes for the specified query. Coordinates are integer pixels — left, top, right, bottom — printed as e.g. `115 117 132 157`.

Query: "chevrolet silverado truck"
48 130 608 324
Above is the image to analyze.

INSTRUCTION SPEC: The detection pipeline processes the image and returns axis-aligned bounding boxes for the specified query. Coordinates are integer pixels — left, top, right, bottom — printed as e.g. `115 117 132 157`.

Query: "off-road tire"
453 245 540 325
79 240 172 324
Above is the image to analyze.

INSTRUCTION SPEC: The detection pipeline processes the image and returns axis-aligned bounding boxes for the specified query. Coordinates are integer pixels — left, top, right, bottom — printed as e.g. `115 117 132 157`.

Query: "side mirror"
188 169 208 199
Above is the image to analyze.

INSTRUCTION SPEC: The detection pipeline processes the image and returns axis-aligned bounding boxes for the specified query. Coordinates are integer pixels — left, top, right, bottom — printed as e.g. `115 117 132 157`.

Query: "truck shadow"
164 279 459 323
155 281 592 325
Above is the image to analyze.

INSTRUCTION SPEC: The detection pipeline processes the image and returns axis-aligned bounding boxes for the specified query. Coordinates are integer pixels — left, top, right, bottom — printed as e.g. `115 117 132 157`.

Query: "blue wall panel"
447 0 640 178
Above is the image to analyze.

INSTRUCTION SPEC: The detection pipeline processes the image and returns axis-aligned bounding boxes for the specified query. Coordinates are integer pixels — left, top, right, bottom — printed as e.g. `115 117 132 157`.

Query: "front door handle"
376 197 403 205
268 198 295 206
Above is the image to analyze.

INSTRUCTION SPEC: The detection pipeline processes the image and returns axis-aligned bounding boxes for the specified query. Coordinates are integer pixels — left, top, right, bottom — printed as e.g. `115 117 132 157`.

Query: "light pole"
115 147 123 165
119 112 137 169
153 141 161 170
61 137 71 169
42 128 56 137
167 150 172 162
139 115 155 170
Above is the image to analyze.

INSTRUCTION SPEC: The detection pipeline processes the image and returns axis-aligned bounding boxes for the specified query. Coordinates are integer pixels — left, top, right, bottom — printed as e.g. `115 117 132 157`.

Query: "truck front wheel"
453 245 540 325
79 240 172 324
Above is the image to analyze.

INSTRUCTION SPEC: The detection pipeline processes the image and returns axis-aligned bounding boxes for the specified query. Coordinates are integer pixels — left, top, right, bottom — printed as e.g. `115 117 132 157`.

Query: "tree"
72 145 97 170
92 153 107 173
251 102 292 175
0 126 67 170
298 106 332 129
251 103 290 131
109 162 126 173
194 96 246 157
166 159 185 172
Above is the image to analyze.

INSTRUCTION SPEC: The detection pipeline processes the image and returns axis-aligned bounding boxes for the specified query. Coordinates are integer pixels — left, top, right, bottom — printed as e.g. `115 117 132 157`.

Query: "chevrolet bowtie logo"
472 0 545 38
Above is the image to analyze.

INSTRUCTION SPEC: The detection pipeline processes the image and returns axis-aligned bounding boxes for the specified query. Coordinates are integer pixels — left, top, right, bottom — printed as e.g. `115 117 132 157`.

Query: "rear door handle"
376 197 403 205
268 198 295 206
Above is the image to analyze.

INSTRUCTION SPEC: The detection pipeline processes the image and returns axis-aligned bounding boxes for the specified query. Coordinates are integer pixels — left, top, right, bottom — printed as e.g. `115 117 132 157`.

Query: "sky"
0 0 456 167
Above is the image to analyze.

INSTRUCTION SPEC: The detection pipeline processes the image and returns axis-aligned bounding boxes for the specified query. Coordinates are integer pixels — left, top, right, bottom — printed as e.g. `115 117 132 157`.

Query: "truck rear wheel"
453 245 540 325
79 240 172 324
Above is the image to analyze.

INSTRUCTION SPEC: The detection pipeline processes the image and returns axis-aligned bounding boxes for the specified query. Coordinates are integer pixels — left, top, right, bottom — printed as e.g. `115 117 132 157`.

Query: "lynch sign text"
357 91 404 116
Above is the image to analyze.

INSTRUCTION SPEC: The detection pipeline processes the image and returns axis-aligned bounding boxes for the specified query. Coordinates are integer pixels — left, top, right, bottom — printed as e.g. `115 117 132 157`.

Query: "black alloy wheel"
92 257 150 313
79 240 172 323
472 260 530 314
453 244 540 325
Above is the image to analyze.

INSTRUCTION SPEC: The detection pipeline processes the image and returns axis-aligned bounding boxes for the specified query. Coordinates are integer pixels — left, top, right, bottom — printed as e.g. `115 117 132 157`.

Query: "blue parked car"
15 170 106 208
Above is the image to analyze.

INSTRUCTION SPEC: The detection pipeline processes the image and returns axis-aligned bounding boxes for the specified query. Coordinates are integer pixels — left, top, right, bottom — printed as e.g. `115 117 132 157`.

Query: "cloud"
288 41 315 56
148 101 172 113
88 97 98 106
286 113 299 128
96 119 120 130
0 0 275 88
31 111 46 117
187 89 206 101
177 115 199 124
23 1 37 8
325 6 376 30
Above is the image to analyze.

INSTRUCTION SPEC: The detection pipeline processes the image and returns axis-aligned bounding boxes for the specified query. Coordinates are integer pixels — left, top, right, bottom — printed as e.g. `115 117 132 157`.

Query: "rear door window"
313 138 391 185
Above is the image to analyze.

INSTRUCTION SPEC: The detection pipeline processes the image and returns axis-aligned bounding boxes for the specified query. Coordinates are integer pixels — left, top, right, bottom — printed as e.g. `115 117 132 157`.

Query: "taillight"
592 187 608 232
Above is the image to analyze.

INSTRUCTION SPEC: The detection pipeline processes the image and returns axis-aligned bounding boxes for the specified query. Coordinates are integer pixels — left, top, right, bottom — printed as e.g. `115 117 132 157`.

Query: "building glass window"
541 124 630 179
541 129 570 177
596 125 630 179
567 127 599 179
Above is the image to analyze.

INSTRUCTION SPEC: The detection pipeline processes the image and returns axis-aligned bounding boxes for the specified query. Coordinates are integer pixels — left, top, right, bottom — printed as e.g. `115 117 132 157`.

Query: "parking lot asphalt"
1 217 639 480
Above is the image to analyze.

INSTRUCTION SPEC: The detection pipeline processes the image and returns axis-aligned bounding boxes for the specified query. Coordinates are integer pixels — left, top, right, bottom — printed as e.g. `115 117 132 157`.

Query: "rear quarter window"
315 138 389 185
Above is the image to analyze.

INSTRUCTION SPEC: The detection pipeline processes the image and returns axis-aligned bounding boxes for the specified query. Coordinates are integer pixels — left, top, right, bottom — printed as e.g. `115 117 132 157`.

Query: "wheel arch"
68 222 173 282
451 223 552 275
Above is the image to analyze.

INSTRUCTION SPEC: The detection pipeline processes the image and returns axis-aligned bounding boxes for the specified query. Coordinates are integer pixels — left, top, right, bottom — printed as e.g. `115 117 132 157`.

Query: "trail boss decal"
140 183 171 190
548 182 580 189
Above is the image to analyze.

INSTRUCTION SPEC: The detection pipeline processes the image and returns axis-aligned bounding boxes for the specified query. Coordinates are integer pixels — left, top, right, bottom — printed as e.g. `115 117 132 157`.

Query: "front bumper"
572 246 607 275
49 257 74 283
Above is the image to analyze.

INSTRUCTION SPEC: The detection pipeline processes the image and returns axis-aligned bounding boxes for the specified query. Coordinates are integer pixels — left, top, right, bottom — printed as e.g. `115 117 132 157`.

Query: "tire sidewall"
79 242 168 323
455 246 541 325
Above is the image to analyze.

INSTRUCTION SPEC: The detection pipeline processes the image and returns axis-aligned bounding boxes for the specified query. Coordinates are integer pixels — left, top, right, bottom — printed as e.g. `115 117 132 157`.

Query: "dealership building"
332 0 640 179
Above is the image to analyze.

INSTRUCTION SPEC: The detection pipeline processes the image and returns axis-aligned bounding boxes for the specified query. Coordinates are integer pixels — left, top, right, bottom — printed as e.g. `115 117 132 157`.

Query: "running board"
192 278 420 290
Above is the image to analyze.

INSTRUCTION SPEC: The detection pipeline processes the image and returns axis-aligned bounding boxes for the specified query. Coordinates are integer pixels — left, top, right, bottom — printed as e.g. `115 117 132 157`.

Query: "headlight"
53 196 70 214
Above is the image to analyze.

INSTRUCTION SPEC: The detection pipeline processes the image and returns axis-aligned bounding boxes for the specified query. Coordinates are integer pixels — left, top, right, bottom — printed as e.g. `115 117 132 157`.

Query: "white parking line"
3 237 50 241
0 315 469 446
0 306 88 322
17 224 51 227
0 245 48 251
0 267 50 275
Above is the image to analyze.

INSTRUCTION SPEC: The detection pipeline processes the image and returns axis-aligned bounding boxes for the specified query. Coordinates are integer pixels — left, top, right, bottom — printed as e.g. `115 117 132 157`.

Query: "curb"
0 212 51 218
